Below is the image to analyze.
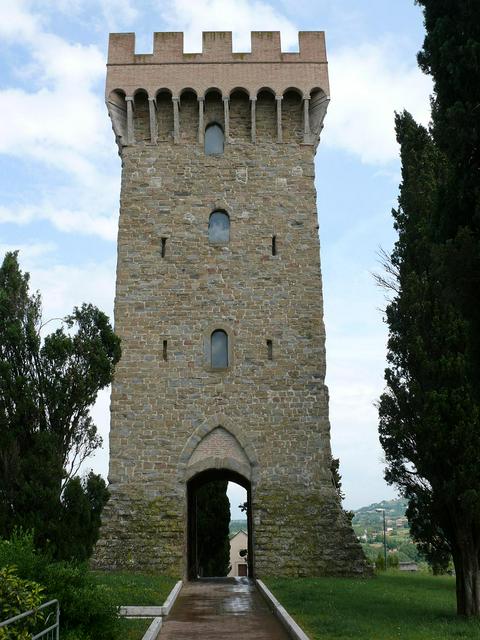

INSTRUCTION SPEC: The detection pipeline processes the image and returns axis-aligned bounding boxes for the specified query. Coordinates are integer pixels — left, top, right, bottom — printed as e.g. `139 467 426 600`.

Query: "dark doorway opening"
187 469 253 580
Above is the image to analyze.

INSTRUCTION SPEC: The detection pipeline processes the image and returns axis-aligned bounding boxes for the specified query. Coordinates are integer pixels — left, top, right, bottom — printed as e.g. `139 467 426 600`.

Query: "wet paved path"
159 578 291 639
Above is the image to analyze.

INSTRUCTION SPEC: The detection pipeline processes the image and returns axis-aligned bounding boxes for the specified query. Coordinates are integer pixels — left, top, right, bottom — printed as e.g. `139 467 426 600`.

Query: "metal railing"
0 599 59 639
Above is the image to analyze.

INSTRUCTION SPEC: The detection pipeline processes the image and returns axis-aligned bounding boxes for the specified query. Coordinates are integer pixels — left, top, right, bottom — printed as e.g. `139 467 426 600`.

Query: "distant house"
399 561 418 572
228 530 248 577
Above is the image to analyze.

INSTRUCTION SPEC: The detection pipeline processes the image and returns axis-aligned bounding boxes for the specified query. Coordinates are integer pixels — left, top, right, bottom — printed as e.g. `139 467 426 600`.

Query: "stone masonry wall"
94 31 369 578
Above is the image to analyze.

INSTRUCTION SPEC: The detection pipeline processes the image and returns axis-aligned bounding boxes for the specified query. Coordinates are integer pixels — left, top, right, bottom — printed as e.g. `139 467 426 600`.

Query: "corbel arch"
308 87 330 139
282 87 303 143
133 87 150 99
179 88 198 142
254 86 276 99
133 89 150 143
229 88 251 142
107 89 127 147
255 87 276 142
203 88 224 131
229 86 250 98
282 86 304 99
156 88 173 141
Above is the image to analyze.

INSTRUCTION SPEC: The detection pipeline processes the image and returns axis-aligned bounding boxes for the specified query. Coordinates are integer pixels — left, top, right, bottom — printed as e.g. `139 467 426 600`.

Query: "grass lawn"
93 571 177 639
266 572 480 639
116 618 153 640
93 571 177 606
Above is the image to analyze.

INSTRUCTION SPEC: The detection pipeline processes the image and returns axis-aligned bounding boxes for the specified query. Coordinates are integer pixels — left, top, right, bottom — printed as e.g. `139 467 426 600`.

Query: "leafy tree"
378 1 480 617
0 252 120 558
196 480 231 577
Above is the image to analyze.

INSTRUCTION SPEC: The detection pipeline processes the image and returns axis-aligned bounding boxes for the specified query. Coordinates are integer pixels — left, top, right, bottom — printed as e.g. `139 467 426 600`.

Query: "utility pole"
376 508 387 569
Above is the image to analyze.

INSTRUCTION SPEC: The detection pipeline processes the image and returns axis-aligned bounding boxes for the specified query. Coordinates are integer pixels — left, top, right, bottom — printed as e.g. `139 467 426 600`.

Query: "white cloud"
0 1 41 40
32 260 115 320
98 0 139 31
0 2 119 240
328 339 397 510
79 388 111 480
159 0 298 52
0 243 116 319
24 0 138 32
35 257 115 481
227 482 248 519
0 240 56 263
319 203 398 507
324 39 432 165
0 201 118 242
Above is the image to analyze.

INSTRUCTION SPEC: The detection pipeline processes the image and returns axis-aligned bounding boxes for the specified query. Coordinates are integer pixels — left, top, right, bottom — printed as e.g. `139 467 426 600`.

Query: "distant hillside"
229 500 420 564
352 498 409 529
229 519 247 535
351 498 422 564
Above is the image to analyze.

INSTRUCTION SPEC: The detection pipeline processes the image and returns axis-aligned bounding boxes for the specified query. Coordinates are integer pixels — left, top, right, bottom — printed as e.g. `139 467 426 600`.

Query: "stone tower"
95 30 368 578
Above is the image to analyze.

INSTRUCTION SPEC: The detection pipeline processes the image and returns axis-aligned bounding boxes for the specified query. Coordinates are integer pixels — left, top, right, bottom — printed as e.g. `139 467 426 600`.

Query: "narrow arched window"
205 123 224 155
209 211 230 244
211 330 228 368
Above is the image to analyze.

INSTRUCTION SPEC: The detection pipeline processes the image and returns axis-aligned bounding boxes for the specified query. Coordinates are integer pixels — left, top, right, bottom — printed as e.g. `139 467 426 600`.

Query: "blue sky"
0 1 432 515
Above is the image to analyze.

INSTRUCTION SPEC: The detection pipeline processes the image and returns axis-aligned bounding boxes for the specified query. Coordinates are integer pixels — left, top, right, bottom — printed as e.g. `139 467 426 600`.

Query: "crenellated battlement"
106 31 330 151
107 31 327 65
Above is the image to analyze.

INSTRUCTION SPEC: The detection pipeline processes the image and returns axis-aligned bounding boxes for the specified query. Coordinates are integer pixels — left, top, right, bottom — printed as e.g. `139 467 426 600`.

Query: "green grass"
266 572 480 639
116 618 153 640
93 572 177 640
93 571 177 606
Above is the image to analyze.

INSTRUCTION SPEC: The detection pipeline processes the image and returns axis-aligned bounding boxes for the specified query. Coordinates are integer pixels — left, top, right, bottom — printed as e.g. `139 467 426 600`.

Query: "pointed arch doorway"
187 469 253 581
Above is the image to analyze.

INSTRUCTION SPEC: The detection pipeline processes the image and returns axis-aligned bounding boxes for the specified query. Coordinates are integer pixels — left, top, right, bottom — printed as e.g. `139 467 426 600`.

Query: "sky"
0 0 433 517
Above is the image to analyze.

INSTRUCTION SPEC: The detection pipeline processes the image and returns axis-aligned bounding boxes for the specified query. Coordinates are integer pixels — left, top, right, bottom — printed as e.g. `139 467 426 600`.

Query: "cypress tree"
379 1 480 616
196 480 231 577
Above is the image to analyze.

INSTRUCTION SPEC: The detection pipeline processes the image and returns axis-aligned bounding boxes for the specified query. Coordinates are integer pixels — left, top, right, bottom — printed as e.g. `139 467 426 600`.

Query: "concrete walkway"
159 577 291 639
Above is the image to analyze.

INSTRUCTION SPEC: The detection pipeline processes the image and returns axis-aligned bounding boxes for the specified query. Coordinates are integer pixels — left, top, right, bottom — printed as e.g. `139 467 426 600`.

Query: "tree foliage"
330 458 345 501
378 0 480 617
0 566 44 639
196 480 231 577
56 472 110 562
0 252 120 558
330 457 354 521
0 531 118 640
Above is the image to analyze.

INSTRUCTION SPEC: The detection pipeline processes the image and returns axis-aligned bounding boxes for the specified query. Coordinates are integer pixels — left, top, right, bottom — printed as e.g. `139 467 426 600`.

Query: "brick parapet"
108 31 327 64
106 31 329 100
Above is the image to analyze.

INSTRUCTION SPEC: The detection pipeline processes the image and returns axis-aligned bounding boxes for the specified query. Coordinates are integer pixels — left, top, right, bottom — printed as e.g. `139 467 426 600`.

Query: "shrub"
0 531 48 579
0 532 118 640
0 566 44 640
375 551 400 571
42 562 117 639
